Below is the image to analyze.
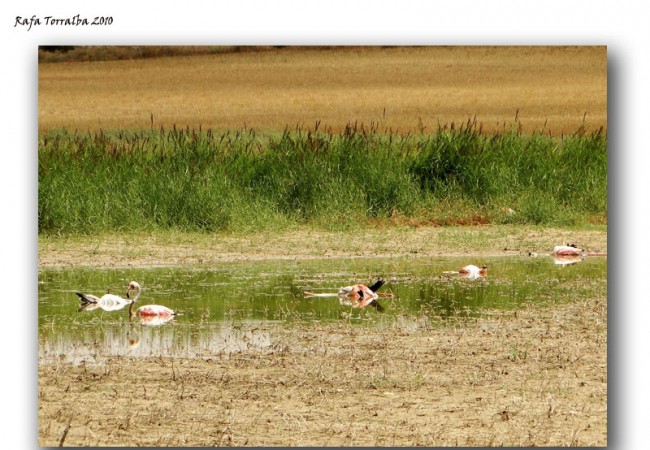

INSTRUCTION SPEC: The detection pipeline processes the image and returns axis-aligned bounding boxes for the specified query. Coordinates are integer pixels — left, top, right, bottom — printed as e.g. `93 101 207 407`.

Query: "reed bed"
38 123 607 235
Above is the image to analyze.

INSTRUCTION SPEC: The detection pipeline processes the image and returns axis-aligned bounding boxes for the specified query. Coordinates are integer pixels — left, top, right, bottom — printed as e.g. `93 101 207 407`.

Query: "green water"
38 256 606 364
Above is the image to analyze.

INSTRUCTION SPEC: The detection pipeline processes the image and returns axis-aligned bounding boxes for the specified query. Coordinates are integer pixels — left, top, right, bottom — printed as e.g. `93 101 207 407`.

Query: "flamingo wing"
100 293 128 303
136 304 175 317
553 245 582 256
76 292 100 304
99 297 130 311
368 280 385 292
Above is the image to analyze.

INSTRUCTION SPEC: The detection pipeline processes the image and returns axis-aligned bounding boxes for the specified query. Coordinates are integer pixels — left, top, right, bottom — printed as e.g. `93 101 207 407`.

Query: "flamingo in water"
552 243 607 261
126 281 176 319
76 289 130 312
530 244 605 259
553 243 583 256
304 279 393 311
443 264 488 280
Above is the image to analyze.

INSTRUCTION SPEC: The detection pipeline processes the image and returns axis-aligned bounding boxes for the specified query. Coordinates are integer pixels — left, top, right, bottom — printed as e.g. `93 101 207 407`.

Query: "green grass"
38 124 607 235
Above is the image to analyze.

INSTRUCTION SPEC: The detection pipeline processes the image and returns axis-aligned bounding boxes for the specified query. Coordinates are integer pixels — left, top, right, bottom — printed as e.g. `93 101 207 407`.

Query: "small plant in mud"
508 342 530 362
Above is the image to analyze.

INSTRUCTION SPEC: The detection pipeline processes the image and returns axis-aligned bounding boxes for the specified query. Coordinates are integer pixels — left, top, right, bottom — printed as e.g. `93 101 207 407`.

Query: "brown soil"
38 46 607 136
38 226 607 446
38 225 607 269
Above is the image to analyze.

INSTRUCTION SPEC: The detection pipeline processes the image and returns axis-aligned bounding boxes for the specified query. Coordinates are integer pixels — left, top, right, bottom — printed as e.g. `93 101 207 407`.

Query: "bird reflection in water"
126 310 176 350
554 255 585 266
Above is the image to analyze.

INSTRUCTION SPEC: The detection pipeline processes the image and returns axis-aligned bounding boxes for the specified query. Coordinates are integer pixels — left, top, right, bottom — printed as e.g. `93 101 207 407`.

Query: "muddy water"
38 256 606 365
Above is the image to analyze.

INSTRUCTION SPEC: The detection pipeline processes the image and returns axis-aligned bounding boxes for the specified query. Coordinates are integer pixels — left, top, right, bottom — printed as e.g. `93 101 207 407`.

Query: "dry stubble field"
38 46 606 135
38 46 607 446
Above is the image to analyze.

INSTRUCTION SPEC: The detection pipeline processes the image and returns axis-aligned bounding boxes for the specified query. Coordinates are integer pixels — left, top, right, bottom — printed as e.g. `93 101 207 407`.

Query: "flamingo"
552 243 607 258
338 279 394 311
443 264 488 279
126 281 176 319
554 244 584 266
553 243 583 256
304 279 393 311
133 314 176 327
76 289 130 312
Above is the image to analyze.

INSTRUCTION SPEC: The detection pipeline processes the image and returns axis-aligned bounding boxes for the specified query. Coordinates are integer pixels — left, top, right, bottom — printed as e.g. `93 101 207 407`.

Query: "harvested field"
38 46 606 135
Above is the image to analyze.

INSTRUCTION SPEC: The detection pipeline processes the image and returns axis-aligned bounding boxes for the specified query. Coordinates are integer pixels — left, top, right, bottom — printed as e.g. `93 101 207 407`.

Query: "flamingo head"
126 281 141 300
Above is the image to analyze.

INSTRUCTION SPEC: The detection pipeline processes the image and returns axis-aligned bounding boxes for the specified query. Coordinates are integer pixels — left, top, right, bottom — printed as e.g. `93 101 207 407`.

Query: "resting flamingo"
126 281 176 319
76 289 130 312
553 243 583 256
304 279 393 311
443 264 488 280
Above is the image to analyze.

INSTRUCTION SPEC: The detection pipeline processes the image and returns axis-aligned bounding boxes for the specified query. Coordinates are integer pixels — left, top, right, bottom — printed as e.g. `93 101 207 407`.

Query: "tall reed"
38 124 607 235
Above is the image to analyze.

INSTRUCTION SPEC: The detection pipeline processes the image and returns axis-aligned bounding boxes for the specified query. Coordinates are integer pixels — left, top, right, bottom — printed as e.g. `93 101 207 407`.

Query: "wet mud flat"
38 296 606 447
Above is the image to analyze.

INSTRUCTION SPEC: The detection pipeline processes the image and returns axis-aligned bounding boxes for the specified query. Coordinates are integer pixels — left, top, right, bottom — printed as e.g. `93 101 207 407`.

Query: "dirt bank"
38 225 607 268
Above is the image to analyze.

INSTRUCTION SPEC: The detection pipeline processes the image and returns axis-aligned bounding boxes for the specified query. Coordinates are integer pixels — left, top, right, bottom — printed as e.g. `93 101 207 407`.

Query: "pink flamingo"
553 243 583 256
338 279 394 311
132 314 175 327
304 279 393 311
553 243 607 258
126 281 176 319
444 264 488 279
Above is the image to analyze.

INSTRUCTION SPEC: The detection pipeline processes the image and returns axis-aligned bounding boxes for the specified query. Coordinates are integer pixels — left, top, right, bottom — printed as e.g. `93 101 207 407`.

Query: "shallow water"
38 256 606 365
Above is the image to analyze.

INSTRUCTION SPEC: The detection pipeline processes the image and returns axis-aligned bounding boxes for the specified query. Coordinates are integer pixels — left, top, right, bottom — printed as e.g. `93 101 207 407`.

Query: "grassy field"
38 46 607 135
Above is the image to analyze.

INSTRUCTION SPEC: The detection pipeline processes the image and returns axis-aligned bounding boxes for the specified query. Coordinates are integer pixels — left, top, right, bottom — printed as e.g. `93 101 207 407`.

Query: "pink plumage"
126 281 176 320
553 244 582 256
134 304 175 318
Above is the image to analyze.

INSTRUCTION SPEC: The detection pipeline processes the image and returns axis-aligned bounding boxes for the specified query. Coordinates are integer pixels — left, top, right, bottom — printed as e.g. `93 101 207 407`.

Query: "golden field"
38 46 606 135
